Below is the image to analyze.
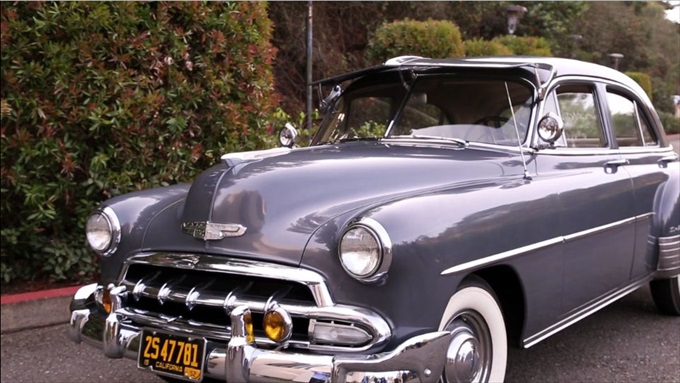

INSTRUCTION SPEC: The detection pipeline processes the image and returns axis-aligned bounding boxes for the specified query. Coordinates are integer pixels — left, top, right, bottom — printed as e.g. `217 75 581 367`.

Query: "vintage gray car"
69 56 680 383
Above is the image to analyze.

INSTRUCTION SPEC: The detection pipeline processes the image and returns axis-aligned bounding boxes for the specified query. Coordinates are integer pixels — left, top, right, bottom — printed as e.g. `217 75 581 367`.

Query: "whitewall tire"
438 277 507 383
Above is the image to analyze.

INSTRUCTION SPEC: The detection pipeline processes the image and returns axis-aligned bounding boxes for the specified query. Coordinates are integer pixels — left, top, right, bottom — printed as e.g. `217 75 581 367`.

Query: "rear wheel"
650 276 680 315
438 276 507 383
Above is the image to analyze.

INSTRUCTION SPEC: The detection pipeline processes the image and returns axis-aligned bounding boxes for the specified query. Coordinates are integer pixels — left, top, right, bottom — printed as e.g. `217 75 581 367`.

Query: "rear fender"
652 164 680 278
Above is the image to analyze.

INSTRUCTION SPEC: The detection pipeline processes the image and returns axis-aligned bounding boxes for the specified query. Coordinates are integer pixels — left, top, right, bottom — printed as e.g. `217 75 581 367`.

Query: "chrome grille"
121 263 315 340
112 253 391 353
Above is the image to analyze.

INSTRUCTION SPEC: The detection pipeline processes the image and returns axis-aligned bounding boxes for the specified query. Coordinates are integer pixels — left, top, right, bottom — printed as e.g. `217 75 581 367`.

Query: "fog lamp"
95 284 113 314
263 303 292 343
244 310 255 344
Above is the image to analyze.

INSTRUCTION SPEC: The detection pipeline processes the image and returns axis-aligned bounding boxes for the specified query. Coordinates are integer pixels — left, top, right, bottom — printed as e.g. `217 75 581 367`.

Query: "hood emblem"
182 221 247 241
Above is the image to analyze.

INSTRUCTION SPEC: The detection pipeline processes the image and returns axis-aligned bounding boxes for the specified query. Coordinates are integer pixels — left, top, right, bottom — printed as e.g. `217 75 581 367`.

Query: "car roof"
314 56 642 96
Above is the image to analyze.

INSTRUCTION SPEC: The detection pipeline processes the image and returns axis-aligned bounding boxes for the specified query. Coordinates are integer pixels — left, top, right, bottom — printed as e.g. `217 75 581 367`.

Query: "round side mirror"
278 123 298 148
537 112 564 144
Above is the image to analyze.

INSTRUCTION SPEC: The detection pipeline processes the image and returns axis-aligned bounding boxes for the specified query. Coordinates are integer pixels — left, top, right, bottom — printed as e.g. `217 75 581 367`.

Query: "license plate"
138 328 206 382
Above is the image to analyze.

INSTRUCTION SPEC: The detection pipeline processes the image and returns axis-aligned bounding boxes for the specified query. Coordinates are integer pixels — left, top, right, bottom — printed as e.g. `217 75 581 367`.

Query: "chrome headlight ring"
85 206 121 256
338 217 393 284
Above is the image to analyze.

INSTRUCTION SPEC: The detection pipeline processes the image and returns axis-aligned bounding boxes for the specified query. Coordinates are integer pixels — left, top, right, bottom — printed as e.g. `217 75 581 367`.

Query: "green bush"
0 2 278 285
366 18 464 63
659 112 680 136
491 35 553 56
465 39 513 57
625 72 653 101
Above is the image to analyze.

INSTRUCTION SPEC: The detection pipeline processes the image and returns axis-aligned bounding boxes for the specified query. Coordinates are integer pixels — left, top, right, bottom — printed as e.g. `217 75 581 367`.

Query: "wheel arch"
472 265 526 348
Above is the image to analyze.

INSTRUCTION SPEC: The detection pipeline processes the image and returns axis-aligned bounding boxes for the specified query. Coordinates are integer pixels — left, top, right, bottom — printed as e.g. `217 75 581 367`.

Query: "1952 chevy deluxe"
69 56 680 383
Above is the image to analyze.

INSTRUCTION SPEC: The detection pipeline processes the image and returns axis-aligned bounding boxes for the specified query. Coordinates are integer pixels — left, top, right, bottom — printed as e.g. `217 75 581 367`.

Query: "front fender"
96 184 191 282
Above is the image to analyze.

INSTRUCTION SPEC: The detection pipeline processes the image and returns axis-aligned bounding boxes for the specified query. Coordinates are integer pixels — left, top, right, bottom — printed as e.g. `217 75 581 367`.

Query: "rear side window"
605 91 657 147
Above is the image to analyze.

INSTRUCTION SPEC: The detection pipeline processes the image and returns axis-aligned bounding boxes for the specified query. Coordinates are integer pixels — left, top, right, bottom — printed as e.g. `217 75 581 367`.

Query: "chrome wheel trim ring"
443 311 492 383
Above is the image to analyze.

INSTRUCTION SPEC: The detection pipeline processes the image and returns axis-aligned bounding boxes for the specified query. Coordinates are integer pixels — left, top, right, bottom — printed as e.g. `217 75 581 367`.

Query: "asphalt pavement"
1 284 678 383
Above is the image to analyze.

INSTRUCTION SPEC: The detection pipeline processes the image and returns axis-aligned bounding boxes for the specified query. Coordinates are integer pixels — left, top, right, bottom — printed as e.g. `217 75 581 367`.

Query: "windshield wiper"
390 134 468 148
338 136 380 143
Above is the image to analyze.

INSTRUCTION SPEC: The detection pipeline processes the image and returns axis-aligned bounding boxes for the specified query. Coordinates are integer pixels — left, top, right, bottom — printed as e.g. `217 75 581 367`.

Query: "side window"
606 90 657 147
554 85 606 148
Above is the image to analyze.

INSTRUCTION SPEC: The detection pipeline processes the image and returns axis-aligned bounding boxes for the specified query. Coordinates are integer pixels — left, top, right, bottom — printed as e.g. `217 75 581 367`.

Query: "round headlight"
85 207 120 256
339 217 394 284
339 226 382 278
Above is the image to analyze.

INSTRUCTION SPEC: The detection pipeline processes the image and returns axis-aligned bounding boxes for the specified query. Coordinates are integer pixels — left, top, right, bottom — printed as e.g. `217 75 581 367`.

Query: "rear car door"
602 86 679 280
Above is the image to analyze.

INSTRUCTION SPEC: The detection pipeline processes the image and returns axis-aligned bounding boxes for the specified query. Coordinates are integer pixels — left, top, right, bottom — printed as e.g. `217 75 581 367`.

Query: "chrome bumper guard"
69 284 451 383
656 234 680 278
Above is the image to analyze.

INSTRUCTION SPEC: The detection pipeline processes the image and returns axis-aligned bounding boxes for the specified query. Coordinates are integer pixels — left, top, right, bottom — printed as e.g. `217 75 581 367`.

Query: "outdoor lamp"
506 5 528 35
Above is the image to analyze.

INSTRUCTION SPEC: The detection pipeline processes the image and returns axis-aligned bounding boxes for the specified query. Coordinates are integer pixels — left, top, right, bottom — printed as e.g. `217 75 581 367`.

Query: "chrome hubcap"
443 313 491 383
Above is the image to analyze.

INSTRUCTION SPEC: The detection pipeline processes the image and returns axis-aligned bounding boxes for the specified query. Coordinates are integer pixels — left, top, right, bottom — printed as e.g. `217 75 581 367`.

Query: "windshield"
312 73 535 146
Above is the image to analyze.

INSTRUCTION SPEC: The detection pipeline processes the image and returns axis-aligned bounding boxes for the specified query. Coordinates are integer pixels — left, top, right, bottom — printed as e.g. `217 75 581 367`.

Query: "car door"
602 86 679 280
535 81 637 316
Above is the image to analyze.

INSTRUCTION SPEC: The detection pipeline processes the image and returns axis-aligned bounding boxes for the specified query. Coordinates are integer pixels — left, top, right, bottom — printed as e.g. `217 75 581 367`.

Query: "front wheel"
438 276 507 383
650 276 680 315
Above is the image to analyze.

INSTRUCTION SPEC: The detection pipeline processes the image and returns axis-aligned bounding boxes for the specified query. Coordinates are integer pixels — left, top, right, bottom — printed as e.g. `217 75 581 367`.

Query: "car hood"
142 141 516 266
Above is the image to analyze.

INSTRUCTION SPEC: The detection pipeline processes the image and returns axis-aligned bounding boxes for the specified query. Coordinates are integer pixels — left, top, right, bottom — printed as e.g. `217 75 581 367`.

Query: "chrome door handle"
605 159 629 167
658 155 679 168
604 159 628 174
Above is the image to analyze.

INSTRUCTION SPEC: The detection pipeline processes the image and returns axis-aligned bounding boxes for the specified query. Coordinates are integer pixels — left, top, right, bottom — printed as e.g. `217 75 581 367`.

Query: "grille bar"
120 253 334 307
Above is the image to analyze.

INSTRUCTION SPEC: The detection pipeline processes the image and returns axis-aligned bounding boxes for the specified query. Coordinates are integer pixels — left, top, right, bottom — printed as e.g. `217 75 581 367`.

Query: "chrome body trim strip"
522 276 652 348
441 214 650 276
120 253 335 308
441 237 563 276
562 216 636 242
656 234 680 278
659 234 680 244
535 146 675 156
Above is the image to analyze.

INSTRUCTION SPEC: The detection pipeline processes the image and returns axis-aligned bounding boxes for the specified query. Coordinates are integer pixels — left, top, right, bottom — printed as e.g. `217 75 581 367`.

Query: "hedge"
0 2 278 284
625 72 653 101
465 38 513 57
366 18 465 63
491 35 553 56
659 112 680 136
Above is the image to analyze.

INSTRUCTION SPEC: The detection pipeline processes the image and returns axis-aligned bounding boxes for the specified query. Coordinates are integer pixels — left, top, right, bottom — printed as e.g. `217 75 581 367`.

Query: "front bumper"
69 284 452 383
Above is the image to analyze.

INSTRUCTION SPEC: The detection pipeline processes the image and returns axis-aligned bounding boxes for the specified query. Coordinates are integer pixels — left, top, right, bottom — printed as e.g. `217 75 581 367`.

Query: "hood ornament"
182 221 247 241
